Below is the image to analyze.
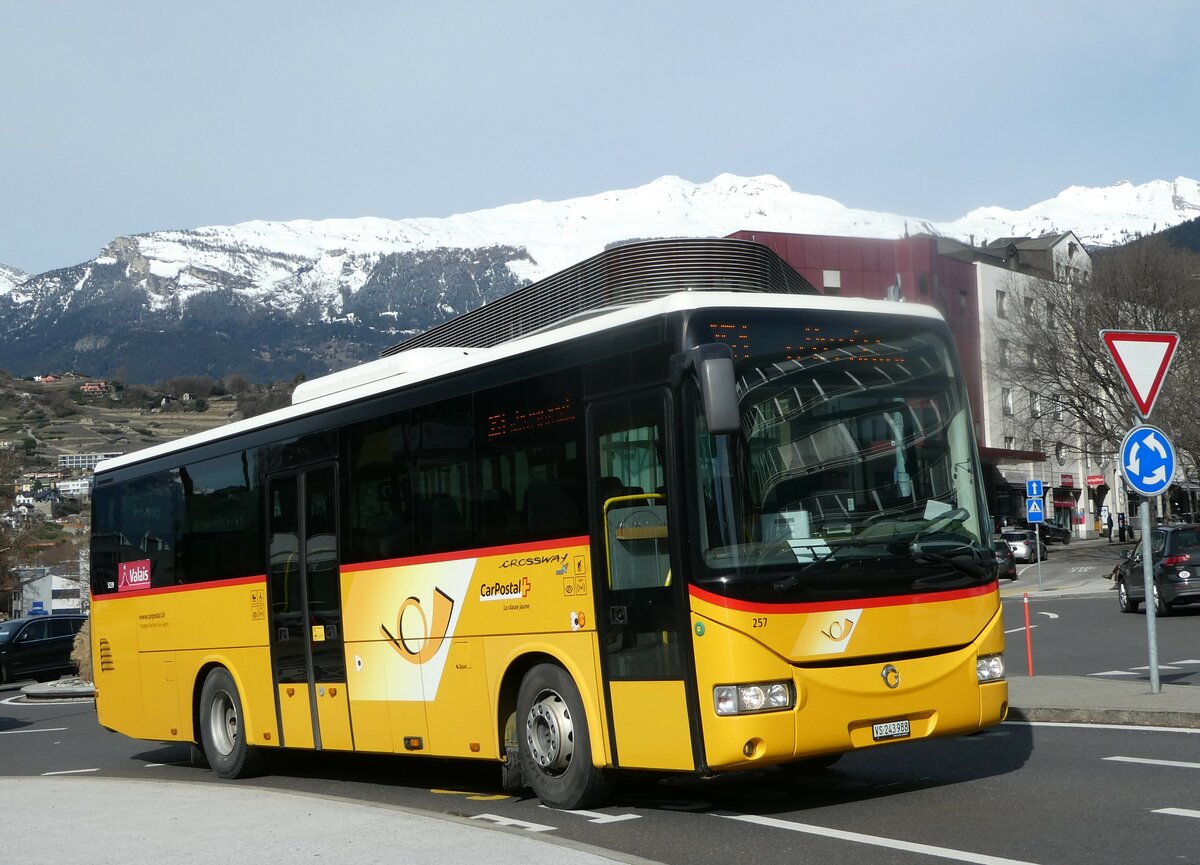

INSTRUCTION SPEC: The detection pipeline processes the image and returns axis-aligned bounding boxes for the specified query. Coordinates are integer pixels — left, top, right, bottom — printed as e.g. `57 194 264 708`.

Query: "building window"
1002 388 1013 416
996 290 1007 319
1030 391 1041 418
1054 395 1065 421
1032 438 1043 455
1056 442 1065 465
822 270 841 295
999 339 1010 367
1004 436 1016 450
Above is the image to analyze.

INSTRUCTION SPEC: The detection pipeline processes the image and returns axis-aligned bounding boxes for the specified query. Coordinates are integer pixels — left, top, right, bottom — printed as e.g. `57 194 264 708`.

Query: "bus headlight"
714 681 795 716
977 653 1006 683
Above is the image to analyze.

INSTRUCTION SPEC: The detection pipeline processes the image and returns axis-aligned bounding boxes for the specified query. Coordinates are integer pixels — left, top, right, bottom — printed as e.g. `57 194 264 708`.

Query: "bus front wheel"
198 667 265 779
516 663 613 809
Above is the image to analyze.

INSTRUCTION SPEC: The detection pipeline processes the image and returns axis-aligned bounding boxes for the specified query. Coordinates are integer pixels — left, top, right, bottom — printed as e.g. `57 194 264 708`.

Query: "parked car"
993 539 1017 580
1115 524 1200 615
1001 529 1047 563
0 614 87 685
1013 518 1071 544
1039 520 1072 544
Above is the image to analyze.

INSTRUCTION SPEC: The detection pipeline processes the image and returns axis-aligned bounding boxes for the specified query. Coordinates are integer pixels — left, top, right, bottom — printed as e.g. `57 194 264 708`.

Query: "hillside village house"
731 229 1104 537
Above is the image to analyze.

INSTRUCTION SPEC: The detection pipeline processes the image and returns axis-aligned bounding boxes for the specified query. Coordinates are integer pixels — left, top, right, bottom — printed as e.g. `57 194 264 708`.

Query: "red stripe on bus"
343 536 592 573
688 581 997 614
91 574 266 601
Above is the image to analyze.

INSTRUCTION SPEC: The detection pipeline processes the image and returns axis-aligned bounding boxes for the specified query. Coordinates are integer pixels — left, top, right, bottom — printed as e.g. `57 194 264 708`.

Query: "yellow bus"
90 238 1007 809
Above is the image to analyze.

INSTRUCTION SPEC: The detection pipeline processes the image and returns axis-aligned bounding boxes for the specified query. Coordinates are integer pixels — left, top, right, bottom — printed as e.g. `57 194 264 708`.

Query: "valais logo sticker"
118 559 152 592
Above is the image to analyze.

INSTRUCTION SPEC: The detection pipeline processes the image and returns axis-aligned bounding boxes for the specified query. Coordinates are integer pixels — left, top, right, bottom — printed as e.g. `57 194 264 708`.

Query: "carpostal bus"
90 238 1007 810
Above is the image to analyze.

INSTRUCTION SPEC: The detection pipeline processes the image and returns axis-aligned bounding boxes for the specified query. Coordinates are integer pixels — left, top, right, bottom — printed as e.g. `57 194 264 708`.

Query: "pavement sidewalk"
3 775 654 865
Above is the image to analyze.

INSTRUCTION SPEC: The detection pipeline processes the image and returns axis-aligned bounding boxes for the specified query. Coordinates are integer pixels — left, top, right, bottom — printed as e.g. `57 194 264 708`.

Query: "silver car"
1001 529 1047 563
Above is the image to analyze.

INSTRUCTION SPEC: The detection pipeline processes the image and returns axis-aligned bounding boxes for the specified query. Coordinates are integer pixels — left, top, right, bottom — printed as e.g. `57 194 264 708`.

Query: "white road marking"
41 768 100 775
1036 612 1059 619
538 805 641 823
1089 670 1139 677
1132 665 1179 671
1154 808 1200 819
471 814 556 832
0 727 68 735
716 812 1042 865
1105 756 1200 770
1006 720 1200 734
1004 625 1037 634
1168 659 1200 665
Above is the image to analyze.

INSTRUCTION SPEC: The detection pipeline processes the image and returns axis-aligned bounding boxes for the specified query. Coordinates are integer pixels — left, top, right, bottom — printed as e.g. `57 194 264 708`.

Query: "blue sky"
2 1 1196 274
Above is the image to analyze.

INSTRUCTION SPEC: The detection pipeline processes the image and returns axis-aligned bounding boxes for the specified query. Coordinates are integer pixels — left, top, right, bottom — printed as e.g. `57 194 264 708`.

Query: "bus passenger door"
589 393 695 771
267 465 353 751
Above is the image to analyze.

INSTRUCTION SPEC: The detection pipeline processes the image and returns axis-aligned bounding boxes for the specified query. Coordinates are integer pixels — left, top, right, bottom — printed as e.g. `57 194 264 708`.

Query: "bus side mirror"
678 344 740 436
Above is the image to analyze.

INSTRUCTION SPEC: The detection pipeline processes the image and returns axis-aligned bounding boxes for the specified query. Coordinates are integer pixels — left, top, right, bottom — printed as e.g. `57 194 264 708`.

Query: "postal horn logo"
821 617 856 643
381 587 455 664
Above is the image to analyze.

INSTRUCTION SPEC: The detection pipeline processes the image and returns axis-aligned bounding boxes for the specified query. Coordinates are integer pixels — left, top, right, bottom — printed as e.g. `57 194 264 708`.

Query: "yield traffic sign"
1101 330 1179 417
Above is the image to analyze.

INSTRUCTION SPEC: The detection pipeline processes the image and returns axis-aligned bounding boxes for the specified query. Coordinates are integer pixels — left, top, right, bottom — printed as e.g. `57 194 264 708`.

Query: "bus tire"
517 663 613 809
198 667 265 779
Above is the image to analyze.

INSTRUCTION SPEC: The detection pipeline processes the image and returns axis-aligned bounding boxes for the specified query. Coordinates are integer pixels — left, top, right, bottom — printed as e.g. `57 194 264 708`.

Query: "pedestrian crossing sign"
1025 497 1044 523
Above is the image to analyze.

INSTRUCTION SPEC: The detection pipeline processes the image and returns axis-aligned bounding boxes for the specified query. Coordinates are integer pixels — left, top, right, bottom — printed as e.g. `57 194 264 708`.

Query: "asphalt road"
6 688 1200 863
997 537 1200 686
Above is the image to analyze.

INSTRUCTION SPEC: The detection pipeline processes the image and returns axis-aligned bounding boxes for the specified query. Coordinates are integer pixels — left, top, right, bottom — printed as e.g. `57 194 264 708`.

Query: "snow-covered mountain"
1 173 1196 383
0 262 26 297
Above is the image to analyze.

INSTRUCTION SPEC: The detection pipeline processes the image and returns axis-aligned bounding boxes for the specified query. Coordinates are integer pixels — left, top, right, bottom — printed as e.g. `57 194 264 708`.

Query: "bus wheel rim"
526 689 573 774
209 691 238 756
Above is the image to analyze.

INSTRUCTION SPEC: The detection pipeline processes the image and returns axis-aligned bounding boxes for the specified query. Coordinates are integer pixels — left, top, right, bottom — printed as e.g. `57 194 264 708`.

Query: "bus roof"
94 286 945 476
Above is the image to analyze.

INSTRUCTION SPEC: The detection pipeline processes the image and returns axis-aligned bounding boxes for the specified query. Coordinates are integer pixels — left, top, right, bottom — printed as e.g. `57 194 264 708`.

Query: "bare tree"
996 236 1200 479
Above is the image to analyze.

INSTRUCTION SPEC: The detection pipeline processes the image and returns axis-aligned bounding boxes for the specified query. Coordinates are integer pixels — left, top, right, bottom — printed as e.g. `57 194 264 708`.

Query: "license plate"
872 719 911 741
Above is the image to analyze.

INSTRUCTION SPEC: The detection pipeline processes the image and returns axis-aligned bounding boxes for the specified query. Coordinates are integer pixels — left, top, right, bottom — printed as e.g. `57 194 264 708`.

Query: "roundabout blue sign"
1120 424 1175 496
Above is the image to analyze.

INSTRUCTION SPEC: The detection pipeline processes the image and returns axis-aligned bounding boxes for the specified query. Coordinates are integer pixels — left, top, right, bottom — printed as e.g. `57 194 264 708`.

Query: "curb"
1007 705 1200 729
20 679 96 700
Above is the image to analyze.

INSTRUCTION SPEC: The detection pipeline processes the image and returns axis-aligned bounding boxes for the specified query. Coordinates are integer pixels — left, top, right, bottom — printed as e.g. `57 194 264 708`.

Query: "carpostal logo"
480 575 531 602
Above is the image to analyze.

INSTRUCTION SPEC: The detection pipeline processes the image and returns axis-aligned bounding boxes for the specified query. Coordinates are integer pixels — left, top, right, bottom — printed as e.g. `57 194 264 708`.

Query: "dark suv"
0 615 87 684
1014 518 1071 544
1115 525 1200 615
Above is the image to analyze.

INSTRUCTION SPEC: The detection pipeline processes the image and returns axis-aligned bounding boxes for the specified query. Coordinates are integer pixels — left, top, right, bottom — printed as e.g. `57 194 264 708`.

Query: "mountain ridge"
1 174 1197 384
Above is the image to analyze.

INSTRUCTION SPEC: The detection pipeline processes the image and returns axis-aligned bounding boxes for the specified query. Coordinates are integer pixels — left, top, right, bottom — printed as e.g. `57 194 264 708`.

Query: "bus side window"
524 479 581 537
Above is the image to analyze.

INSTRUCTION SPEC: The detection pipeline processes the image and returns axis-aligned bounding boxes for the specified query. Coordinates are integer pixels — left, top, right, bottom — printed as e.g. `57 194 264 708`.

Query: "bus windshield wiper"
908 543 990 579
772 538 875 590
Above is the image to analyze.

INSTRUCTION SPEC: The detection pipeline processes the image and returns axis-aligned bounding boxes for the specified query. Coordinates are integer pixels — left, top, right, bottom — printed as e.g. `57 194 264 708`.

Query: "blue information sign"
1025 498 1045 523
1026 479 1043 499
1120 424 1175 497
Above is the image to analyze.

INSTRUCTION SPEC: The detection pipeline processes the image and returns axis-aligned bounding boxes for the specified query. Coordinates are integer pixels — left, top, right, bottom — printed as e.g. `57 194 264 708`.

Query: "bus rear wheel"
198 667 265 779
517 663 613 809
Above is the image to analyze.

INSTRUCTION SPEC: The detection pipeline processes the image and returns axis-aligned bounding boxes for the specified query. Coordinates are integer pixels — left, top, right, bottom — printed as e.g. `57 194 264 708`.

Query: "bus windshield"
688 309 992 603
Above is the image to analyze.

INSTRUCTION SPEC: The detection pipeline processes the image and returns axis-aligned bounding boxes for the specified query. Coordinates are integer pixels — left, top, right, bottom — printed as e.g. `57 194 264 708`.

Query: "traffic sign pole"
1119 425 1174 697
1103 330 1179 697
1025 482 1045 592
1140 499 1160 694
